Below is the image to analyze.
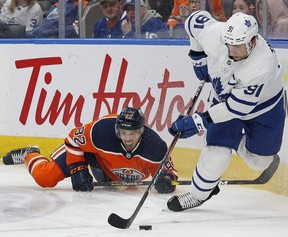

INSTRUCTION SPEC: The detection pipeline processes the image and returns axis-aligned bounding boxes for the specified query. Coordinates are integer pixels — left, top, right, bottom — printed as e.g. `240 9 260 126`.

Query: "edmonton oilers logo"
112 168 145 182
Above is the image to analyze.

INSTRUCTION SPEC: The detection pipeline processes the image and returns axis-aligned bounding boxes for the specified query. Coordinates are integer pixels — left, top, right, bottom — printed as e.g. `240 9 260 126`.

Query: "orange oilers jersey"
64 115 178 182
167 0 189 27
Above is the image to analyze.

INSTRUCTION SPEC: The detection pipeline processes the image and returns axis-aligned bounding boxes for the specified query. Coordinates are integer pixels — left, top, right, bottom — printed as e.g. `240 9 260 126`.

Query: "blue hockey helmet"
115 107 145 137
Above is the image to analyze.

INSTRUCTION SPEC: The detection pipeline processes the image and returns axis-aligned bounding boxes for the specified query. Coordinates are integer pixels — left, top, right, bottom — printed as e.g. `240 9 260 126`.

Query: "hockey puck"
139 225 152 230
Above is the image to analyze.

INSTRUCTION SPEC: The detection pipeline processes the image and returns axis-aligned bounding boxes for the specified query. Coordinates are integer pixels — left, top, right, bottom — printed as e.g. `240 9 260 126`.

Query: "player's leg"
237 136 274 170
167 119 243 211
190 146 231 200
238 98 285 170
25 152 66 188
2 145 66 188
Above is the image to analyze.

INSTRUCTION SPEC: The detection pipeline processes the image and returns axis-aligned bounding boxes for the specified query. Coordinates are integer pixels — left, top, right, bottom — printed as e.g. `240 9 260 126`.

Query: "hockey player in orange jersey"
2 107 178 193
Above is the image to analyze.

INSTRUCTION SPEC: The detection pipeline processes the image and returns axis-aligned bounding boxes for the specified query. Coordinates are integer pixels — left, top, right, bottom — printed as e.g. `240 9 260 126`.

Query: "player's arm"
64 123 95 192
185 11 217 81
168 83 265 139
168 75 280 139
65 127 86 165
209 69 280 123
208 84 264 123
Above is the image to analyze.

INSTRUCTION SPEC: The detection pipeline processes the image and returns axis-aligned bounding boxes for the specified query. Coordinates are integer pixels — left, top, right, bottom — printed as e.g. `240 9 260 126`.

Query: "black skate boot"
167 185 220 212
1 146 40 165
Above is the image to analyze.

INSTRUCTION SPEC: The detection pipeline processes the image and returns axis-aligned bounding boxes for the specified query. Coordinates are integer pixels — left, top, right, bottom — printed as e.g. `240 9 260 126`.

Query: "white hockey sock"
191 146 232 200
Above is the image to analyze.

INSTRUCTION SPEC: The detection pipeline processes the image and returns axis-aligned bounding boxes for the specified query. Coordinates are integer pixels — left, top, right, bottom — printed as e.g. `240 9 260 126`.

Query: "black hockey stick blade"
108 191 149 229
107 81 206 229
108 213 132 229
219 154 280 185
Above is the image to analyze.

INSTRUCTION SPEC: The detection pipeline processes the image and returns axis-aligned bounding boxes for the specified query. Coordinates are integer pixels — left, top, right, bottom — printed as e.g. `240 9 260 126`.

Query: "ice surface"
0 165 288 237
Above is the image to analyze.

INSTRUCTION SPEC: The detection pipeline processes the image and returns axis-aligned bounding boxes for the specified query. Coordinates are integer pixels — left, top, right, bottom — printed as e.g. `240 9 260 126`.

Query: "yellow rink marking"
1 136 287 196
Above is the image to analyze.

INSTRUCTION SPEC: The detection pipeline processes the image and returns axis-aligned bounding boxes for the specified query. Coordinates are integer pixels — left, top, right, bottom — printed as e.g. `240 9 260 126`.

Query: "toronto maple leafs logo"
245 19 251 28
211 77 224 95
211 76 234 102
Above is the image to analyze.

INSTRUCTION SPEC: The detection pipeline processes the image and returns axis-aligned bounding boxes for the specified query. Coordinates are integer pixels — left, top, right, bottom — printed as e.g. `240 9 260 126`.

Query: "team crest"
245 19 251 28
112 168 145 182
211 77 224 96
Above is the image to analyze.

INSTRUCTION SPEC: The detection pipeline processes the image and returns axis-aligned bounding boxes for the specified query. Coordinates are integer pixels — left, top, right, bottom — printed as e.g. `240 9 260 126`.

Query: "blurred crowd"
0 0 287 39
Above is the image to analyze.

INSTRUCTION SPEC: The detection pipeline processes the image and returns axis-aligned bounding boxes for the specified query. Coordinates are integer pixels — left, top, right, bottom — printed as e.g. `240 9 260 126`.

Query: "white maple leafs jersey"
0 0 43 32
185 10 284 123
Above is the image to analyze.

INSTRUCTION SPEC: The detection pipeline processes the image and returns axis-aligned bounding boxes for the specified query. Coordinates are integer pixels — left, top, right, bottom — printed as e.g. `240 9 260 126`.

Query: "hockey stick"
219 154 280 185
94 154 280 187
107 80 206 229
284 89 287 118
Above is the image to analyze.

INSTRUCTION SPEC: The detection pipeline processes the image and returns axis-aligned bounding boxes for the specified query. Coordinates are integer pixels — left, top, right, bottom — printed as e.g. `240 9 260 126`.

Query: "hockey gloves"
69 162 94 191
154 170 176 193
188 50 210 82
169 113 209 139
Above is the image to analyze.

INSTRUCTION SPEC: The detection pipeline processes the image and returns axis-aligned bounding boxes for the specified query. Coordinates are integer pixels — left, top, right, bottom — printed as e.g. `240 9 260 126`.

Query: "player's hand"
69 162 94 191
154 170 176 193
168 113 209 138
168 115 184 136
188 50 210 82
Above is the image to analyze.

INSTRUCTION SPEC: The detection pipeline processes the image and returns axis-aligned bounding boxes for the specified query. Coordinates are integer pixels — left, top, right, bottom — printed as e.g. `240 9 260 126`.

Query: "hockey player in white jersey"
167 11 285 211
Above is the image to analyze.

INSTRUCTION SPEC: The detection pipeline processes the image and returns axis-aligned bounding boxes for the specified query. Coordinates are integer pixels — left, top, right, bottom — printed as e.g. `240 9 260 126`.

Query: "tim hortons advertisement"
0 44 210 149
0 43 287 156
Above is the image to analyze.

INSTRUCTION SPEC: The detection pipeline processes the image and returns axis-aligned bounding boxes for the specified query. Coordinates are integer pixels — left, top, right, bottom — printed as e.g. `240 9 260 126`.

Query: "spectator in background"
121 0 170 38
189 0 201 12
168 0 226 38
221 0 233 19
255 0 288 39
230 0 256 18
168 0 200 38
0 0 43 36
207 0 226 21
27 0 86 38
167 0 226 39
148 0 174 23
92 0 125 38
167 0 190 33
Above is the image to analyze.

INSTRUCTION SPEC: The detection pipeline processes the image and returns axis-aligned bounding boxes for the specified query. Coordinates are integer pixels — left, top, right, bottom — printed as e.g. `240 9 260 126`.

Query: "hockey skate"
167 185 220 212
1 146 40 165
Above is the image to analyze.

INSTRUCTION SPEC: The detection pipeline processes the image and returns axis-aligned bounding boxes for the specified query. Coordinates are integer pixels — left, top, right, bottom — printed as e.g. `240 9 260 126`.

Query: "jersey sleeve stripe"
226 88 284 116
186 10 201 38
226 101 248 116
250 88 283 113
229 93 258 106
65 145 84 156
